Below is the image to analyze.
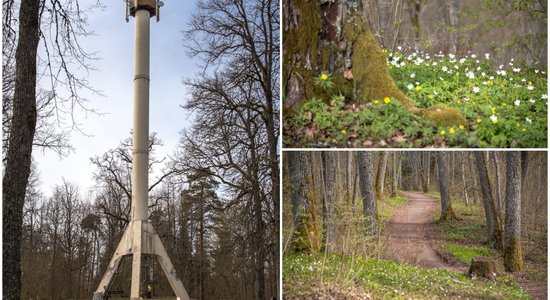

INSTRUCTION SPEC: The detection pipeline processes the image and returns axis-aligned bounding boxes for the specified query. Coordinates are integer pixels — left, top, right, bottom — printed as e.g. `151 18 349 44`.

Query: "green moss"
504 237 524 272
346 13 416 110
283 0 321 102
422 106 468 127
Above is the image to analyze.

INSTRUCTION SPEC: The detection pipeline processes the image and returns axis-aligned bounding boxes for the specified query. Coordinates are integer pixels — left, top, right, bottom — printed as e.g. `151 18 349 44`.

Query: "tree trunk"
288 152 320 252
435 153 457 221
421 152 431 193
284 0 411 108
375 152 388 201
356 152 377 234
390 152 399 197
322 152 336 252
469 153 480 205
447 0 459 55
461 152 469 205
3 1 40 298
503 152 524 272
474 152 503 250
492 152 503 223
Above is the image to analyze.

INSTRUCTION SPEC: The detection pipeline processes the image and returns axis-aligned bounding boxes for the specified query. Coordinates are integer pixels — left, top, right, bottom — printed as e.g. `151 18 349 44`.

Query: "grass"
284 253 531 299
444 243 495 264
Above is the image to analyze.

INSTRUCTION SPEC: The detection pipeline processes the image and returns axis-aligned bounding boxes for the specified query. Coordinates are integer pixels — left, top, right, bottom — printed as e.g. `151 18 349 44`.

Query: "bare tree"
3 1 100 297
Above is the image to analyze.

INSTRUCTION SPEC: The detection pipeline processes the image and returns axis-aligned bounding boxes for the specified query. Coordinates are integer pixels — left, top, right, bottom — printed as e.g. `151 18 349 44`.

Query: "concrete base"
94 220 190 300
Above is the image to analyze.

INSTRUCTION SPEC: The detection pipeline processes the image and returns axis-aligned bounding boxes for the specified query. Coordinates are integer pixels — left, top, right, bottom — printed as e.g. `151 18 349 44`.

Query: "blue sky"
35 1 200 197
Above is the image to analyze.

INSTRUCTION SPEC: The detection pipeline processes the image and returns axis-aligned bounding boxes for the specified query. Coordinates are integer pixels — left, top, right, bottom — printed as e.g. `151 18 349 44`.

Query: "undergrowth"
284 49 547 148
284 254 531 299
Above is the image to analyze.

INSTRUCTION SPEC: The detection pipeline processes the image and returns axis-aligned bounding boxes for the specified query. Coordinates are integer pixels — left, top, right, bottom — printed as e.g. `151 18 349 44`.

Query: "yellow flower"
415 85 422 91
487 80 493 85
528 81 533 86
459 125 465 130
522 128 526 132
449 128 455 134
341 129 347 135
492 119 498 124
440 130 446 135
516 122 520 127
389 66 393 70
428 95 434 99
491 107 496 114
384 97 391 104
321 73 328 81
476 119 482 124
502 103 507 107
373 99 379 104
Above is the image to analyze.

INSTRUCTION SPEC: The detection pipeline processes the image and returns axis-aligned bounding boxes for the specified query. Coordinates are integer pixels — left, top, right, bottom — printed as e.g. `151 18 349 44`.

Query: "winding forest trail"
385 191 547 300
385 191 466 272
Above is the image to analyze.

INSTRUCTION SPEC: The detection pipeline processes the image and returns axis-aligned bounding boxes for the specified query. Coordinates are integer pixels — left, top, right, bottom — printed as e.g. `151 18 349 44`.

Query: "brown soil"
384 191 466 272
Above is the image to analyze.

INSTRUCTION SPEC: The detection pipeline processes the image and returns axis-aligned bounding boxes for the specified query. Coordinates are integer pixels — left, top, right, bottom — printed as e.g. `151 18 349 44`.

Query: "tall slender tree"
3 2 41 297
375 152 388 201
435 152 457 221
356 152 377 234
474 152 503 250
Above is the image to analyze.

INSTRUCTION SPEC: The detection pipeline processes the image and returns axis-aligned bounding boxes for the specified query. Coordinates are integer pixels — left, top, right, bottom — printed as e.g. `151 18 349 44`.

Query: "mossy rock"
421 106 467 127
468 256 497 280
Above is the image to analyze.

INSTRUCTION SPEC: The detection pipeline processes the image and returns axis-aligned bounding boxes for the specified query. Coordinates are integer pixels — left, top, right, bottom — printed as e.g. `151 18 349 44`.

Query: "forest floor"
283 193 532 299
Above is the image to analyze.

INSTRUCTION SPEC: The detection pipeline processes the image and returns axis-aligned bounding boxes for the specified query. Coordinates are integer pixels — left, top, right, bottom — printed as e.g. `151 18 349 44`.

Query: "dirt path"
385 191 465 272
385 191 546 300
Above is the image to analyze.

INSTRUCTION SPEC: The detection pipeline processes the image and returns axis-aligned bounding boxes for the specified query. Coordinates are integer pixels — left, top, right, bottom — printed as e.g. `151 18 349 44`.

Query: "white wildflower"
490 115 498 123
514 100 521 106
473 86 480 93
527 85 535 91
526 117 532 124
529 98 535 104
410 73 416 78
407 83 414 90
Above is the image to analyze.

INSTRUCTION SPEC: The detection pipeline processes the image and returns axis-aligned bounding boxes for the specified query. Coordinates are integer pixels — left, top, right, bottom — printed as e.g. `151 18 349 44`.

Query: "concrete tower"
94 1 190 299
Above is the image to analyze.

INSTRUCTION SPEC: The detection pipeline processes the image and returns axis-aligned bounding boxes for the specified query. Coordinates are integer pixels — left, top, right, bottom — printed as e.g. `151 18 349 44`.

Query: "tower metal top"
125 0 164 22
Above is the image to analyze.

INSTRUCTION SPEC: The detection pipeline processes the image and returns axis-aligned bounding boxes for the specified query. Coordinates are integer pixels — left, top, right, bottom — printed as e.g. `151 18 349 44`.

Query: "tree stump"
468 256 497 280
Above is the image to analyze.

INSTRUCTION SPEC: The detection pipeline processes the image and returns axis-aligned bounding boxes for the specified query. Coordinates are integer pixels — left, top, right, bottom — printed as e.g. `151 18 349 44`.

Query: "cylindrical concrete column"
131 8 151 222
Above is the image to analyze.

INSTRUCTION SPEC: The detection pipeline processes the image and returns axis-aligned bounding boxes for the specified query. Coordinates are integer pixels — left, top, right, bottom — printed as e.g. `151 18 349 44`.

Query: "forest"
3 0 279 299
283 151 547 299
282 0 547 147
